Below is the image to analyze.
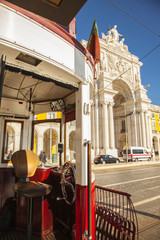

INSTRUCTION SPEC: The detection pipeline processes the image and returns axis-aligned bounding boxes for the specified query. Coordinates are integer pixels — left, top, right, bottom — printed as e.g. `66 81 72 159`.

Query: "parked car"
94 155 120 164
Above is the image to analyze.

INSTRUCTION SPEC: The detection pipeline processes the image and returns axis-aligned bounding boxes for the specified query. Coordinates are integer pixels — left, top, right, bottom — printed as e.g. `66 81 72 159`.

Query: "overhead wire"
106 0 160 39
90 0 160 100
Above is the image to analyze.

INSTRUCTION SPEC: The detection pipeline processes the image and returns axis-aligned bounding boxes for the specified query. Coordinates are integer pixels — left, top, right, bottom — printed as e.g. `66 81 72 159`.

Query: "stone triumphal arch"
82 25 152 157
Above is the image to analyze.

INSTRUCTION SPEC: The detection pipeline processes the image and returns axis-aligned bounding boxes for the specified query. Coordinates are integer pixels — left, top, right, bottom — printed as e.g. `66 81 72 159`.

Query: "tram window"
2 121 23 163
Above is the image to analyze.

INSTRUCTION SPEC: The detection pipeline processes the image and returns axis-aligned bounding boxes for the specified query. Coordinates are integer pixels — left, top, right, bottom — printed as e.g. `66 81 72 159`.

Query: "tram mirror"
2 121 23 163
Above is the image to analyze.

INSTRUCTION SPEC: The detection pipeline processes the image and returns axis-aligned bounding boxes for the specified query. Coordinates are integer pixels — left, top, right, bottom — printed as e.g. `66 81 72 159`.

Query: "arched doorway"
43 128 58 161
112 79 134 155
152 136 158 156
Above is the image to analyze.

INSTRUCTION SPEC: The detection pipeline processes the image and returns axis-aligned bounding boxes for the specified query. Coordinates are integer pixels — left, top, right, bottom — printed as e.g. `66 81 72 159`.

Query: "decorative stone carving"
135 72 140 82
102 26 129 52
111 25 123 43
108 102 114 107
120 38 124 46
107 53 131 80
106 29 113 43
116 57 125 73
107 54 116 73
100 53 107 72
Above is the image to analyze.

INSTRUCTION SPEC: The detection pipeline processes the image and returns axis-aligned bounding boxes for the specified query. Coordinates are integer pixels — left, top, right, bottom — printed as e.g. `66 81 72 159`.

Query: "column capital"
144 110 149 114
94 102 98 108
89 100 94 106
108 102 114 107
104 100 109 106
140 110 146 114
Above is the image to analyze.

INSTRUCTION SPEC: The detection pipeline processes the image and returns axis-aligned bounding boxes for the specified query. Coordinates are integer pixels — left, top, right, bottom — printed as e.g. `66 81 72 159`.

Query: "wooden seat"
11 150 52 240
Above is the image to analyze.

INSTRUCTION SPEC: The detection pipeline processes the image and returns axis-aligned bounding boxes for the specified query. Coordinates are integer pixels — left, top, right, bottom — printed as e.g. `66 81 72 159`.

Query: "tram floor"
0 229 56 240
0 229 73 240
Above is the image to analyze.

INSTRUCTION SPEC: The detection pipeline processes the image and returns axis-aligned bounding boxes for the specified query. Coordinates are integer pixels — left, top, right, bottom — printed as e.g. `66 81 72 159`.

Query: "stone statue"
111 25 123 44
120 38 125 46
102 32 106 40
106 29 112 43
100 54 107 72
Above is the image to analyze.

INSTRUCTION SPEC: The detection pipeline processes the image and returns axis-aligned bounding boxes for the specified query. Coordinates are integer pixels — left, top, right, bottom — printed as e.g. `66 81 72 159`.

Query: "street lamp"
144 84 150 89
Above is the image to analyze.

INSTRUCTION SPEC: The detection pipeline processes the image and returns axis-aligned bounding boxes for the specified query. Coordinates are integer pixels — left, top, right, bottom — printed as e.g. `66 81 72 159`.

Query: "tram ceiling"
2 64 78 105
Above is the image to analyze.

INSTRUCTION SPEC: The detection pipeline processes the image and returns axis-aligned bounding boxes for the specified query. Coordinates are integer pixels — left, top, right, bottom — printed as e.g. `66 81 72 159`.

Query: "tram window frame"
31 118 61 162
2 120 23 163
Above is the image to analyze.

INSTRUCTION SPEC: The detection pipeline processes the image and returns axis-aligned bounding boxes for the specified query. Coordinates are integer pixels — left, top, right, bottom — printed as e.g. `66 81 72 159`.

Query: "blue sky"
76 0 160 106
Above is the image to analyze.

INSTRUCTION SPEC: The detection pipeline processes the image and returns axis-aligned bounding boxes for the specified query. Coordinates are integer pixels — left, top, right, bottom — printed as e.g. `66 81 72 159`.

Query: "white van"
123 146 152 162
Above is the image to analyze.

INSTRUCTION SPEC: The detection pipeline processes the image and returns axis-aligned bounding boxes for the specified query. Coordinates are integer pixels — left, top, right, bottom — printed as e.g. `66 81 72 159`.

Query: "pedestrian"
39 151 43 162
42 152 47 164
7 150 13 160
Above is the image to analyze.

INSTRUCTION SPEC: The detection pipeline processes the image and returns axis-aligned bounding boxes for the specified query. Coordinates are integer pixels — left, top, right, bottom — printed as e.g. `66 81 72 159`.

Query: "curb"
92 160 160 170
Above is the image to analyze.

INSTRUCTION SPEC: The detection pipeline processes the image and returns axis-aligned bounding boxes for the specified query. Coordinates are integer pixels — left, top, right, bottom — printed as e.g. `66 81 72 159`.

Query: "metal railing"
95 185 138 240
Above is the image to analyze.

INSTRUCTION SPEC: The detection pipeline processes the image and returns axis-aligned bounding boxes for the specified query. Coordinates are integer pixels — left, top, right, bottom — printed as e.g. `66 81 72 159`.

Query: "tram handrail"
95 185 139 240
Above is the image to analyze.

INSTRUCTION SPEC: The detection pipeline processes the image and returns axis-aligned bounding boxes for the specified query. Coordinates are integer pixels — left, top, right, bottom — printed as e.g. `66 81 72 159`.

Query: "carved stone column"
94 101 99 156
108 102 115 149
133 109 138 146
102 101 109 150
144 111 149 148
137 111 142 146
98 102 103 149
131 112 137 146
37 135 43 156
126 114 132 146
140 110 146 148
148 115 152 147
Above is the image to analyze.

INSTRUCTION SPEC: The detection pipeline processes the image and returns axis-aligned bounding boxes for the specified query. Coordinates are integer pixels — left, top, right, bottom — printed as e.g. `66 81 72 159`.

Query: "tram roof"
0 0 86 54
2 0 88 27
0 0 94 115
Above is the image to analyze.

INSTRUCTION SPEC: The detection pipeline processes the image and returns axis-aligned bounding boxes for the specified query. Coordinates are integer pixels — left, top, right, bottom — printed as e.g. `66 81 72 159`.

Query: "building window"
152 120 157 133
121 120 126 133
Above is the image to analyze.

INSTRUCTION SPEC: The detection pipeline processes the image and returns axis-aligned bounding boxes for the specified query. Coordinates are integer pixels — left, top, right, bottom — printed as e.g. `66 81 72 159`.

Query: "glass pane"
4 122 22 161
33 122 60 164
67 120 76 162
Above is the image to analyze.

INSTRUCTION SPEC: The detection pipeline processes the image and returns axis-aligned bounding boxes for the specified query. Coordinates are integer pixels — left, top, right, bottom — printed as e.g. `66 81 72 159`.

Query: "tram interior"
0 58 78 239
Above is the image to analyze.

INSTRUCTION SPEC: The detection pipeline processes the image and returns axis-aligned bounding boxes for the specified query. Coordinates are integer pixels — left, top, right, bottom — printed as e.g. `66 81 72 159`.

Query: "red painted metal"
95 185 138 240
30 168 51 182
76 180 95 240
